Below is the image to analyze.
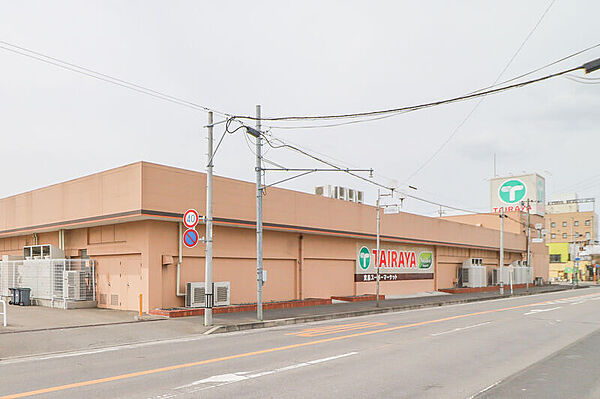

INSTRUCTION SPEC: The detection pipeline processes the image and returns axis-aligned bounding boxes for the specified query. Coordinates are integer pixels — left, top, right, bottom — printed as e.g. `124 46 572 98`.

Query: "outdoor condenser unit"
492 268 513 286
185 282 205 308
185 281 231 308
460 258 486 288
213 281 231 307
65 270 85 300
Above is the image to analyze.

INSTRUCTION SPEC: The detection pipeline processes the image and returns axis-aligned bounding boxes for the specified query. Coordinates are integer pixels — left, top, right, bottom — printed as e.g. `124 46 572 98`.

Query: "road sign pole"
256 105 264 321
204 111 214 326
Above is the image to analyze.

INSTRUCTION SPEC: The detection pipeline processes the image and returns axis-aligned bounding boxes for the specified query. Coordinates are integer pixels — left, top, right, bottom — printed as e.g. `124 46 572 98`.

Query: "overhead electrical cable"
0 40 229 117
260 133 493 216
261 42 600 131
402 0 556 184
237 64 591 123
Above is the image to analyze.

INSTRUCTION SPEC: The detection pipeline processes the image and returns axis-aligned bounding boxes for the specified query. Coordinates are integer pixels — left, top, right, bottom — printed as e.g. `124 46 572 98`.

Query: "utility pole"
204 111 214 326
256 105 264 321
499 209 504 295
376 190 381 308
375 189 396 308
525 198 531 290
572 218 575 288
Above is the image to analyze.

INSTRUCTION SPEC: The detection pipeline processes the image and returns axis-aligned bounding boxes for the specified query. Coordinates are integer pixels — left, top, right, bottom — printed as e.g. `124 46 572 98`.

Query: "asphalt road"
1 287 599 399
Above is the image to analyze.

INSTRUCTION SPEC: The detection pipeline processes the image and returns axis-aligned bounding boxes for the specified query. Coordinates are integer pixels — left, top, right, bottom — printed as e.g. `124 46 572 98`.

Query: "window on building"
586 232 591 240
563 221 567 227
574 221 579 226
585 219 591 226
550 254 562 263
551 222 556 228
551 233 556 239
563 233 568 239
575 232 580 238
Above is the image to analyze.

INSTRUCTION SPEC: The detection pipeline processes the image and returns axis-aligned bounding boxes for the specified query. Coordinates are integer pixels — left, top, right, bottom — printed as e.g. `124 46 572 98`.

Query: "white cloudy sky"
1 1 599 216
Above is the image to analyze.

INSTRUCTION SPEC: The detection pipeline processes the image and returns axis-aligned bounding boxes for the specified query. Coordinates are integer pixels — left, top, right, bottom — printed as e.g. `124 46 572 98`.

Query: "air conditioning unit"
348 189 355 202
185 282 231 307
463 258 483 267
23 244 65 260
185 282 205 308
315 185 333 197
357 191 364 204
460 258 486 288
492 267 513 286
214 281 231 306
64 270 85 300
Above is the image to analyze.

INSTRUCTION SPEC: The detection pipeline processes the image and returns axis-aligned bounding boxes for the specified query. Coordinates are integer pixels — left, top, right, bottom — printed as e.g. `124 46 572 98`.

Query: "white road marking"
466 379 502 399
430 322 491 336
524 306 562 315
175 352 358 392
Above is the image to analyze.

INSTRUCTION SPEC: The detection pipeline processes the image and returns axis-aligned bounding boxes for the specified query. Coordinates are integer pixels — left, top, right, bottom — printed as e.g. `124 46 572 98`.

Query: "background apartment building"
546 194 598 280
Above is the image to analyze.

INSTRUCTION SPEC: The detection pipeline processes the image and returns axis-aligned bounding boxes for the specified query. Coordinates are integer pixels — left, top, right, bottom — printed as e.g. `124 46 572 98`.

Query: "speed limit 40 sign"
183 209 199 229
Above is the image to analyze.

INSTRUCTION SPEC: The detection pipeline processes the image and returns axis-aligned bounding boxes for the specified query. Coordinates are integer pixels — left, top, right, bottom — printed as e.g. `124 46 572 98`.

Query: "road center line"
2 291 599 399
430 321 491 336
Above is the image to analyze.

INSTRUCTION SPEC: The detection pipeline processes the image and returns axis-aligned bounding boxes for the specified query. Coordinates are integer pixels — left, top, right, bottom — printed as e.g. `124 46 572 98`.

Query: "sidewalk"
209 284 578 332
0 284 583 360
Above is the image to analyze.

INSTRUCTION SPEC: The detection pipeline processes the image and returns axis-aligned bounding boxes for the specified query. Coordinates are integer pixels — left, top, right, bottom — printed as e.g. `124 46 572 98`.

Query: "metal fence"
0 259 95 306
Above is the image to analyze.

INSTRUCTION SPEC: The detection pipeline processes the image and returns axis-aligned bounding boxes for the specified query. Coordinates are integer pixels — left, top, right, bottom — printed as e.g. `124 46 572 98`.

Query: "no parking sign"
183 228 199 248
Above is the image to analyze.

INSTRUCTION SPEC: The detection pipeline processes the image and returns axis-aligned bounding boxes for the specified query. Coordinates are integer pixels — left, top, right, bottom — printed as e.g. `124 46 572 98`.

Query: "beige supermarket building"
0 162 549 312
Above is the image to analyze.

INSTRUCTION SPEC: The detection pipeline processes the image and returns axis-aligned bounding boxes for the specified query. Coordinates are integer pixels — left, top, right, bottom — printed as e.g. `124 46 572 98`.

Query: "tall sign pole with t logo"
499 209 505 295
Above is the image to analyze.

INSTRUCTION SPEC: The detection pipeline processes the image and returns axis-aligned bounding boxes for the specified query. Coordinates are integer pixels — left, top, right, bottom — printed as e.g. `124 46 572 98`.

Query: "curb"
0 315 167 335
209 286 582 335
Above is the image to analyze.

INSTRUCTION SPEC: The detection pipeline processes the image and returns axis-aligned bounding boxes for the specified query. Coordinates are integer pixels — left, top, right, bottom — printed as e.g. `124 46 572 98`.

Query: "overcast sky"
1 1 599 216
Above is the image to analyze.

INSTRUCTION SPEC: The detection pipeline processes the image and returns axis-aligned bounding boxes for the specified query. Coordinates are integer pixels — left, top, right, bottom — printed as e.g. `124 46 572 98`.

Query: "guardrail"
0 299 6 327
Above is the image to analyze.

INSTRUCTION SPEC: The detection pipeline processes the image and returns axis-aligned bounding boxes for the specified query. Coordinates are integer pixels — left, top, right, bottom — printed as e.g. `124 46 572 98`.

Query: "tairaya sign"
356 243 434 282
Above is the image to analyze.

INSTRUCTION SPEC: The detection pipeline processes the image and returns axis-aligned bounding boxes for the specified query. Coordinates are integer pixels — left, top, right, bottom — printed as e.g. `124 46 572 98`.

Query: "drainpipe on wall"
58 230 65 250
176 222 185 297
298 234 303 300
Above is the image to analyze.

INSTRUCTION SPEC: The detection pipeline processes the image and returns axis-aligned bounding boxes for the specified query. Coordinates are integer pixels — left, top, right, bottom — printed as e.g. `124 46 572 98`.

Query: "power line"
564 75 600 84
402 0 556 184
236 62 589 123
0 40 229 117
260 42 600 131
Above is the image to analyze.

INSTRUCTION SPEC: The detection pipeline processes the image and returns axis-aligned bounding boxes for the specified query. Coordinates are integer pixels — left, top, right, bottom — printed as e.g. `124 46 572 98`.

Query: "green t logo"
358 246 371 270
499 179 526 203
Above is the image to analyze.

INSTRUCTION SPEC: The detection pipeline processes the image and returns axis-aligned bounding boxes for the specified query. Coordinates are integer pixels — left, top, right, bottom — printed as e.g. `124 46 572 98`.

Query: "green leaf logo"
418 251 433 269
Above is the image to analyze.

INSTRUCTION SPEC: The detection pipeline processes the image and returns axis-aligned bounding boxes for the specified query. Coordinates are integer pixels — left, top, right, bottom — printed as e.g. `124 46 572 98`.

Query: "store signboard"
490 173 545 216
355 243 434 282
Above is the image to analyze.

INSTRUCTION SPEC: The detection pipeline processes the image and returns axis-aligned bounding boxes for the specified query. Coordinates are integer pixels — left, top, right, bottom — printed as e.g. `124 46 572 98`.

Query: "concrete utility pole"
499 209 504 295
204 111 214 326
256 105 264 321
572 218 575 288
